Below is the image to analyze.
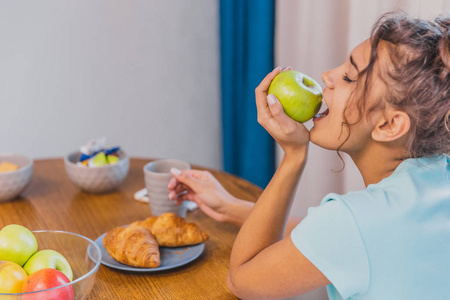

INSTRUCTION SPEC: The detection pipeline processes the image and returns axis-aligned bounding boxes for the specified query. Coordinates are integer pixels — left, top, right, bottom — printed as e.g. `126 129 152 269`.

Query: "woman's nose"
321 70 333 88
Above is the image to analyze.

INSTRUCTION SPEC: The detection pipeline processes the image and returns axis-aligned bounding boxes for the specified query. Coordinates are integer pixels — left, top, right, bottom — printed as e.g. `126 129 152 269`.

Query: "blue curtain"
219 0 275 188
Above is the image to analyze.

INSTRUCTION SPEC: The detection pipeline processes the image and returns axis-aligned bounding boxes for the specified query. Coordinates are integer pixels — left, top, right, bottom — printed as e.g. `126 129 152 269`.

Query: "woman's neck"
349 143 406 187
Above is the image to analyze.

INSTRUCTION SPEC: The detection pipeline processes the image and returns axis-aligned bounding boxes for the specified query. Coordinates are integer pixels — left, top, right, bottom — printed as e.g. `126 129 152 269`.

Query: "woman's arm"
227 68 330 299
168 169 302 229
227 153 330 299
228 152 307 267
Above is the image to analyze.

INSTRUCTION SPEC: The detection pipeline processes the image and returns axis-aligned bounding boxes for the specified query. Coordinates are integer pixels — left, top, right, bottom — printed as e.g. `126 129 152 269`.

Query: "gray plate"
94 232 205 272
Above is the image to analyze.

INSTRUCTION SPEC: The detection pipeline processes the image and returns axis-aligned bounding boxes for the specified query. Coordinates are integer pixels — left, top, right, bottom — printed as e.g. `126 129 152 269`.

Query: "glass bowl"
0 230 102 300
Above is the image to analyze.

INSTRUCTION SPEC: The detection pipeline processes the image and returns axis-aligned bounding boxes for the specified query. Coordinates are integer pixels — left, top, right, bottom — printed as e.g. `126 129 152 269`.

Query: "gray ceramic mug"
143 159 191 218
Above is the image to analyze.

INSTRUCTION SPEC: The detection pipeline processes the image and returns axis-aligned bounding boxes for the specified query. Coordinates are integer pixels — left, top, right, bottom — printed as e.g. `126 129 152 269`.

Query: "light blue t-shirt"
291 154 450 300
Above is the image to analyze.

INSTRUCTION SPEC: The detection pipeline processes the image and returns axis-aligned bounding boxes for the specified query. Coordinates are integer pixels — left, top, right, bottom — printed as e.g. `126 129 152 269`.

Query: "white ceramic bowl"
0 230 102 300
64 151 129 193
0 154 33 202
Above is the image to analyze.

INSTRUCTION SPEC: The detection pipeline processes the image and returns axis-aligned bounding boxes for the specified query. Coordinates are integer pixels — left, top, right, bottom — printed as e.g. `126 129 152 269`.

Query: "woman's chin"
309 130 340 151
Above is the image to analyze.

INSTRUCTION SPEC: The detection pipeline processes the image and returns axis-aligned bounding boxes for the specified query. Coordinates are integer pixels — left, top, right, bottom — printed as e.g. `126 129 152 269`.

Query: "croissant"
103 223 160 268
134 213 209 247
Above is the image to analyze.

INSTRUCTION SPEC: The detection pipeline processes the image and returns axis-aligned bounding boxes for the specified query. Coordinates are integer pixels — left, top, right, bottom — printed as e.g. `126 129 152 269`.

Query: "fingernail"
283 66 292 71
272 66 281 72
170 168 182 176
267 94 276 106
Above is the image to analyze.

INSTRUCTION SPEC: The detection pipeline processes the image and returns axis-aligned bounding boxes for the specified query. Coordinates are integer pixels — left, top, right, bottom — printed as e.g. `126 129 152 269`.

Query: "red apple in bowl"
268 70 323 123
22 268 74 300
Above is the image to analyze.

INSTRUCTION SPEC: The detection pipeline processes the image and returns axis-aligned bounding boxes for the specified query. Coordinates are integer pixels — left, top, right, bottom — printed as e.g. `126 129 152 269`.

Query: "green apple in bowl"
268 70 323 123
0 224 38 266
23 249 73 281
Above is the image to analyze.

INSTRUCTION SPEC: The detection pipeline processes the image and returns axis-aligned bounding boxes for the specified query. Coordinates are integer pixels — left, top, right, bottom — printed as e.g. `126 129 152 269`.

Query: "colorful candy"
77 138 121 167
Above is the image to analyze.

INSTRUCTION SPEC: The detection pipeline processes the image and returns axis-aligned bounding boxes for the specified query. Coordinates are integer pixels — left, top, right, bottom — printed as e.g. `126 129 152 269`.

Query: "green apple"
0 224 38 266
0 260 28 293
268 70 323 123
23 249 73 281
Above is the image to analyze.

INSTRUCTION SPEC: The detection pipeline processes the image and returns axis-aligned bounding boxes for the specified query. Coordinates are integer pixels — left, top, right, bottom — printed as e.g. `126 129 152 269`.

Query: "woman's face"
310 39 386 154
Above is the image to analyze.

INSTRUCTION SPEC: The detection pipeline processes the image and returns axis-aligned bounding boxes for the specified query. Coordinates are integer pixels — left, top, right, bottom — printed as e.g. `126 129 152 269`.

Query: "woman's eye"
342 72 356 83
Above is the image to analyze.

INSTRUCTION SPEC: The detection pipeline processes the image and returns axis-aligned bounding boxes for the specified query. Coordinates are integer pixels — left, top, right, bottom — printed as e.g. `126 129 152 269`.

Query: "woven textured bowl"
0 154 33 202
64 151 129 193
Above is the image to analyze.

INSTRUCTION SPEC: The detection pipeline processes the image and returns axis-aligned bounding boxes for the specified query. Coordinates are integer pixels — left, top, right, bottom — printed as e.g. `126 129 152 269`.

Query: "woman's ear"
371 110 410 142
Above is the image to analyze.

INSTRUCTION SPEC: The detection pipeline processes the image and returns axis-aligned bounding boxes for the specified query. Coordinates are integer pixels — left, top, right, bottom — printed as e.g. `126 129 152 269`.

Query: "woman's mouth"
313 108 329 121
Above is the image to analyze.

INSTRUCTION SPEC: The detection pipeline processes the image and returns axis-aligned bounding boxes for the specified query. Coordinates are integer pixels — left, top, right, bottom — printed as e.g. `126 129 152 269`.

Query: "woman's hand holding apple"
255 67 310 158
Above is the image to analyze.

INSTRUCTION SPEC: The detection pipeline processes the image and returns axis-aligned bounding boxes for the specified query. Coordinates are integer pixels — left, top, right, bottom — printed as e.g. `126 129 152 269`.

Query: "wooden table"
0 158 262 299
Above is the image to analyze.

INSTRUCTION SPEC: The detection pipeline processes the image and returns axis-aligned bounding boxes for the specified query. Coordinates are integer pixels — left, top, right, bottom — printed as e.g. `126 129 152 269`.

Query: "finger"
170 168 202 191
183 169 210 181
267 94 297 129
170 185 189 201
168 177 178 190
255 67 282 95
174 182 188 195
256 67 282 126
169 180 191 198
176 191 196 205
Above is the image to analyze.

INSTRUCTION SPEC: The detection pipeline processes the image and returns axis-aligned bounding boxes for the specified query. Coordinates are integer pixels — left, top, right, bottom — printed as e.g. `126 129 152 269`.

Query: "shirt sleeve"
290 198 370 298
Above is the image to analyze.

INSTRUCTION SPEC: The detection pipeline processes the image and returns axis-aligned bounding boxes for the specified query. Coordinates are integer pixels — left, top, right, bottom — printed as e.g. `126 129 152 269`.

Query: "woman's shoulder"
320 154 449 227
372 154 449 193
393 154 449 176
324 155 447 201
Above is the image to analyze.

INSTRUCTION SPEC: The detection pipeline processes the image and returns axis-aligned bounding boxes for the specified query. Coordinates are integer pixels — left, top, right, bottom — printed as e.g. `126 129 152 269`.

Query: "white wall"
0 0 222 169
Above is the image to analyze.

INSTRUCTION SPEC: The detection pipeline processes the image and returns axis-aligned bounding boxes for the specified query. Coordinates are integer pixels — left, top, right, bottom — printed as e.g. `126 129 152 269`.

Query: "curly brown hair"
342 11 450 158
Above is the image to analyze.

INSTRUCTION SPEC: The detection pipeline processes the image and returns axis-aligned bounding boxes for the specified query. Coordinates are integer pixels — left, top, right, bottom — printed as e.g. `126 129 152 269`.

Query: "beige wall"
0 0 222 169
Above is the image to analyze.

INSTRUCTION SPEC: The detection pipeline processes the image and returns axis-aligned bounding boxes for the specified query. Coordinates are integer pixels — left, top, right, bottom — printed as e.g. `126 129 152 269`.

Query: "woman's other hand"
168 169 253 226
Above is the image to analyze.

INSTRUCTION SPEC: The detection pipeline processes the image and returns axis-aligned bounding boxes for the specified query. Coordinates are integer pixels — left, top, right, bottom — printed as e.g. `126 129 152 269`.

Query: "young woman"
169 12 450 299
